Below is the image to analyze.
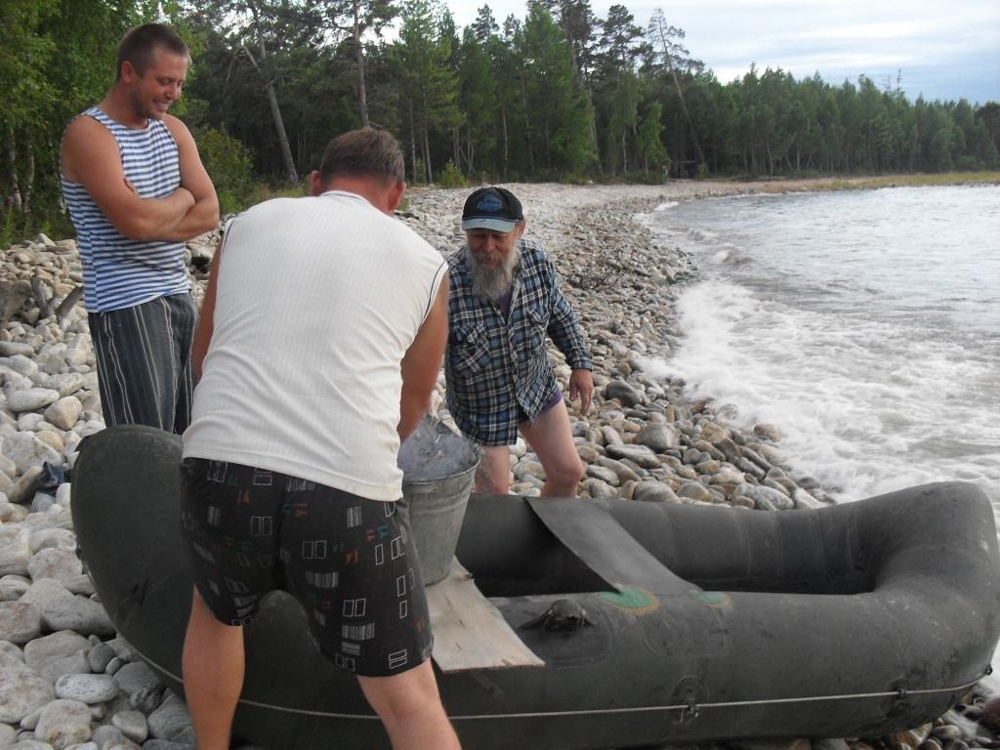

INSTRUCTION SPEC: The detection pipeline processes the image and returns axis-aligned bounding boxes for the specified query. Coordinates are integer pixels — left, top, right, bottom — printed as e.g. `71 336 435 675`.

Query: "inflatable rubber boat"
71 426 1000 750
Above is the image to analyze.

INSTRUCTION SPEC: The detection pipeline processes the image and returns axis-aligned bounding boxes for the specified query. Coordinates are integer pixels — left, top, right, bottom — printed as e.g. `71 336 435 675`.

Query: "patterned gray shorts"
180 457 434 676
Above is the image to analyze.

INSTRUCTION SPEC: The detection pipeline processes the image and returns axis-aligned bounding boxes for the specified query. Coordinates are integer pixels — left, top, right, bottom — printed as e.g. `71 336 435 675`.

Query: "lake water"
641 183 1000 681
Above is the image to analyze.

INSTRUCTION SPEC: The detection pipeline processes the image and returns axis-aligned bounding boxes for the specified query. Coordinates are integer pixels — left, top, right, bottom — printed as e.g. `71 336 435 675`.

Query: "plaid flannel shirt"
445 238 593 446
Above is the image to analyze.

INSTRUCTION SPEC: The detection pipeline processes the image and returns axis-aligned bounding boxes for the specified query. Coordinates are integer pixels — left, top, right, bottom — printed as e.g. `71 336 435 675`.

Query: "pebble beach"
1 179 998 749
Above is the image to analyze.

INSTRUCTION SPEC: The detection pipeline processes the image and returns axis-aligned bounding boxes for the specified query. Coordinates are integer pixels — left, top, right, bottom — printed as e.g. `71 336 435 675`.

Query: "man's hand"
163 115 219 238
123 175 194 211
568 368 594 415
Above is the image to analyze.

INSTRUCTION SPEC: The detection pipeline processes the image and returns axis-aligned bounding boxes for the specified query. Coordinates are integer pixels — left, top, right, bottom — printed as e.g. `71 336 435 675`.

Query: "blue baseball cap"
461 187 524 232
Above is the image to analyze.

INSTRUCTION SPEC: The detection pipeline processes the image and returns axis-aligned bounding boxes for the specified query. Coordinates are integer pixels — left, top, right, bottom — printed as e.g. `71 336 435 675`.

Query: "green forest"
3 0 999 242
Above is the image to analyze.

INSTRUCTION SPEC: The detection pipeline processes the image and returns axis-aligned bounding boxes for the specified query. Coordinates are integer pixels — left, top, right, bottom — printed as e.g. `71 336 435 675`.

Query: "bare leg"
359 661 462 749
519 401 584 497
182 587 245 750
474 445 512 495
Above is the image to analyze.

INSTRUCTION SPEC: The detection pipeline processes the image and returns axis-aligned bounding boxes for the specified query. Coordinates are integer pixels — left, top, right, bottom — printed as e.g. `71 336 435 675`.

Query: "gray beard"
468 246 519 302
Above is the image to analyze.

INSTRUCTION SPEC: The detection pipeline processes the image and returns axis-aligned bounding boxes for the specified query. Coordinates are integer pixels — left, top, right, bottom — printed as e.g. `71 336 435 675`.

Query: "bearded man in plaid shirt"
445 186 594 498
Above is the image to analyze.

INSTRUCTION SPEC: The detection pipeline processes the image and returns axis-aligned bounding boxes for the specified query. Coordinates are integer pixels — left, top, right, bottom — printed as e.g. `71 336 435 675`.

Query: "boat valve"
519 599 593 632
681 696 701 722
669 677 707 726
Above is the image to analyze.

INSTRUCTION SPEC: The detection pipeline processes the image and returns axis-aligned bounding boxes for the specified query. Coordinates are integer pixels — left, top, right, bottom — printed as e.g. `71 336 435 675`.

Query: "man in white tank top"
179 128 459 749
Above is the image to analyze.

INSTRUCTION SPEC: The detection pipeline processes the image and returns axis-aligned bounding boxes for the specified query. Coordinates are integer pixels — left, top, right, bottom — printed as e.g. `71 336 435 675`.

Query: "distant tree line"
3 0 999 241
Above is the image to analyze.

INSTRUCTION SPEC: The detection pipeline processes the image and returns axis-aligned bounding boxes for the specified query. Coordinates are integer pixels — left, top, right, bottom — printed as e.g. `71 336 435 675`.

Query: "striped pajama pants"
88 293 196 434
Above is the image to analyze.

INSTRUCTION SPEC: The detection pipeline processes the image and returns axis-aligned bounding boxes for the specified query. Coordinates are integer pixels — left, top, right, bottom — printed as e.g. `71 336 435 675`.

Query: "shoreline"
1 179 997 747
403 180 836 505
401 179 1000 739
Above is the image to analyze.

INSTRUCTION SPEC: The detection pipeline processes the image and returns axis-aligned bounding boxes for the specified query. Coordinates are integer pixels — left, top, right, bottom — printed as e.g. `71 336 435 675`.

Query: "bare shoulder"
61 115 116 181
62 113 108 145
162 114 195 146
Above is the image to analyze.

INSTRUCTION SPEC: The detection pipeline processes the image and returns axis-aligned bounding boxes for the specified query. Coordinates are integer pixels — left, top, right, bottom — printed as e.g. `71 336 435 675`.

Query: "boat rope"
445 673 989 722
139 644 989 721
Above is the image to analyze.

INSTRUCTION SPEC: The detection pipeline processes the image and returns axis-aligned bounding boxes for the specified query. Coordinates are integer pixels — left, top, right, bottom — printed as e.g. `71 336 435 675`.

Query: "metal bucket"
397 417 481 585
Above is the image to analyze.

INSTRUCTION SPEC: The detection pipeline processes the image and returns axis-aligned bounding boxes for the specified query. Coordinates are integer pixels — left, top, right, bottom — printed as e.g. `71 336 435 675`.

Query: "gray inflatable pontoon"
71 426 1000 749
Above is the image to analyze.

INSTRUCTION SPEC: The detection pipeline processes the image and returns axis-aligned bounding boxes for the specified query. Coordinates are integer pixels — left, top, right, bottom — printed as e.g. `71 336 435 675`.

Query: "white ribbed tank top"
183 190 446 501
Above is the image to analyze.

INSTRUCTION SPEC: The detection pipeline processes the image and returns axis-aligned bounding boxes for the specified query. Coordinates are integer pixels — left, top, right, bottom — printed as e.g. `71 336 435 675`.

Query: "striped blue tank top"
61 108 190 313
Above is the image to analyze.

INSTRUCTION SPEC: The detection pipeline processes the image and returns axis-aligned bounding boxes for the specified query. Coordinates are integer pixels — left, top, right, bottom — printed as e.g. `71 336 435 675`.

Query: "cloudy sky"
445 0 1000 105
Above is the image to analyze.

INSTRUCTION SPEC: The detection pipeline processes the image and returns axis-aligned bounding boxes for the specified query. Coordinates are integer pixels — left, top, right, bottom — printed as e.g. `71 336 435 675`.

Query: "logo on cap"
476 192 504 213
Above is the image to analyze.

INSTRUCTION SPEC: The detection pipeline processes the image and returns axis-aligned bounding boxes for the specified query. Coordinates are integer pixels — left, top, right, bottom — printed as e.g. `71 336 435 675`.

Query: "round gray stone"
677 481 714 503
735 483 794 511
39 653 91 686
146 692 191 741
603 380 643 407
8 465 44 505
85 643 114 674
90 723 124 748
0 527 31 577
43 397 82 431
54 674 118 704
0 659 56 724
632 481 681 504
582 478 618 499
27 528 76 555
112 662 162 713
604 443 660 469
111 710 148 743
20 580 114 636
8 739 55 749
34 698 92 749
0 341 35 357
27 548 83 583
635 422 679 453
0 601 42 644
23 631 91 672
0 721 17 745
5 388 60 414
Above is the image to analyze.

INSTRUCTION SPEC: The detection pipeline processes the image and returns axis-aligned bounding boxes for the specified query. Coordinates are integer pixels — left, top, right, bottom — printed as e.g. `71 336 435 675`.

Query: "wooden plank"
426 559 545 673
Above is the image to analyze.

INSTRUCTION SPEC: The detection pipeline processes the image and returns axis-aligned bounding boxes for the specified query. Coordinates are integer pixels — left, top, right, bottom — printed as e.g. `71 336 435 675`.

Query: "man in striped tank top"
60 23 219 434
